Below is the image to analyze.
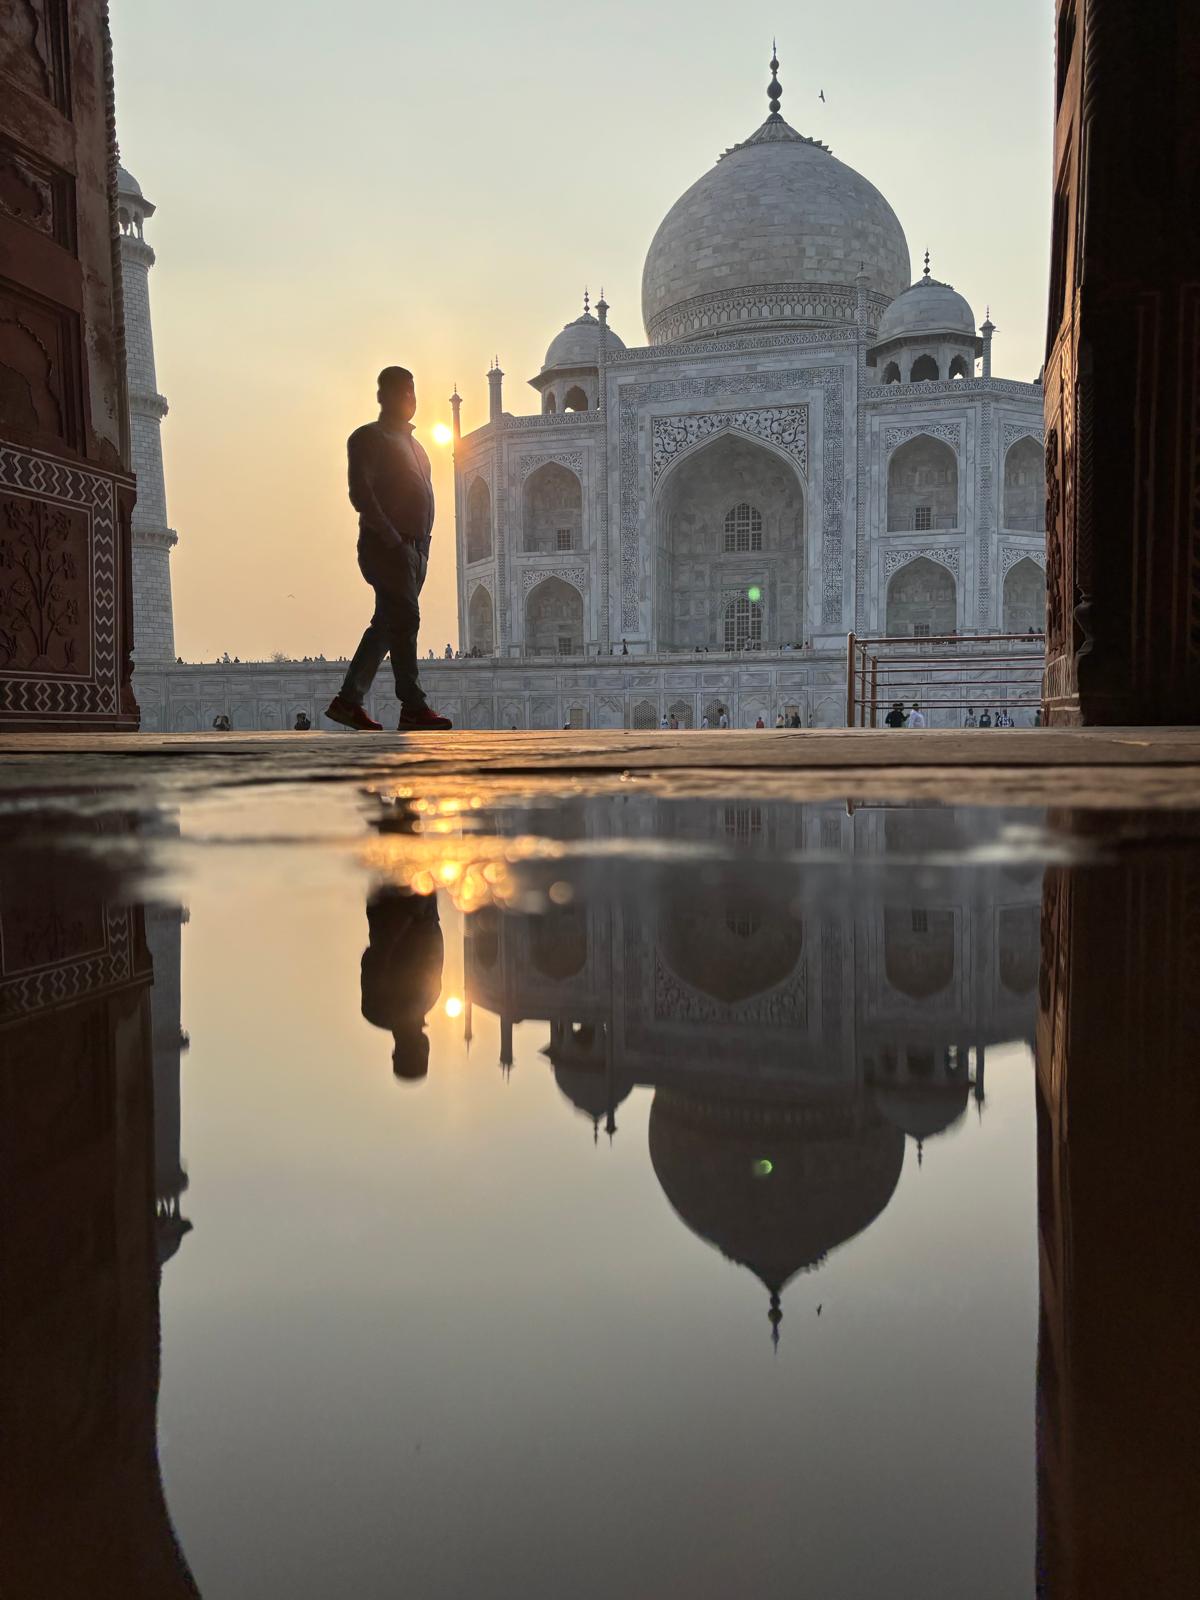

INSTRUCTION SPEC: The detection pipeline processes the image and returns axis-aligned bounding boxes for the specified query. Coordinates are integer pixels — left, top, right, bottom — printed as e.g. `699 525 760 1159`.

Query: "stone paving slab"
1 727 1198 811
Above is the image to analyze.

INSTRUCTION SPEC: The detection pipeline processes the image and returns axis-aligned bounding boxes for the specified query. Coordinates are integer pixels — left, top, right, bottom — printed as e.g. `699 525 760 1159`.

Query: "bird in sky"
819 89 826 102
816 1304 823 1315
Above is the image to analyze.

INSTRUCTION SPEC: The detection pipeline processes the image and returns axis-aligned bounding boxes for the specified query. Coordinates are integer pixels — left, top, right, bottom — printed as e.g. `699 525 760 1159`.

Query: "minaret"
487 357 505 424
449 383 462 441
144 901 192 1265
981 309 995 379
117 164 178 663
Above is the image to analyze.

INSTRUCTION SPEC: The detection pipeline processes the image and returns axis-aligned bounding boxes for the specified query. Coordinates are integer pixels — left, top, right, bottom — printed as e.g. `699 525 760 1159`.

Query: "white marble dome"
116 163 142 197
875 268 977 344
543 310 626 372
641 112 910 345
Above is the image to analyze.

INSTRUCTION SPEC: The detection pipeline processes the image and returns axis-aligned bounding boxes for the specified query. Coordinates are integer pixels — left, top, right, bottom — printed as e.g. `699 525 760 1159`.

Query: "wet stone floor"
1 765 1197 1599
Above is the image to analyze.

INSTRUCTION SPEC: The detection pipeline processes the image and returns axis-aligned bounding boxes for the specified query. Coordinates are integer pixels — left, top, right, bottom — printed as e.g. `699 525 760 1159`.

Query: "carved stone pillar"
0 1 139 729
1043 0 1200 724
1035 814 1200 1595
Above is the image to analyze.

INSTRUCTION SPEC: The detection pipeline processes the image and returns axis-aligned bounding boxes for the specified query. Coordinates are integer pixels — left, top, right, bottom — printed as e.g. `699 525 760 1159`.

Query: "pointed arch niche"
1003 557 1046 634
887 435 959 532
468 584 494 654
886 555 957 637
524 462 582 553
654 431 805 651
525 575 583 657
466 477 492 563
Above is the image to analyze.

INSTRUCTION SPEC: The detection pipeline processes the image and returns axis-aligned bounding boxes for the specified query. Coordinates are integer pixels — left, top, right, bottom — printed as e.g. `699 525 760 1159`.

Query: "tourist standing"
325 366 452 733
718 708 729 729
884 701 907 728
775 711 785 728
907 703 926 728
963 707 978 728
978 708 992 728
995 707 1014 727
755 715 766 729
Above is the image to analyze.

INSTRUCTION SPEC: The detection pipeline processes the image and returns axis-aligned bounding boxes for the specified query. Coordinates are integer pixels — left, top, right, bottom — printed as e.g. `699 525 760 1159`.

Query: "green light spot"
747 585 763 604
752 1158 774 1178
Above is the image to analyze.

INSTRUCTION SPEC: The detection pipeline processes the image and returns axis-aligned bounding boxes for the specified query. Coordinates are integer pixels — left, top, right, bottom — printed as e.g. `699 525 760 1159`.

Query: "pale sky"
112 0 1053 663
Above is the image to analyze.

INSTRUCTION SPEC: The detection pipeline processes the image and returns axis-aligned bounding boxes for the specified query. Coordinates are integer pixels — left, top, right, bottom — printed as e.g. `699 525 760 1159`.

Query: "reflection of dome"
641 59 909 344
873 1082 969 1142
874 267 977 344
543 311 626 372
649 1089 904 1321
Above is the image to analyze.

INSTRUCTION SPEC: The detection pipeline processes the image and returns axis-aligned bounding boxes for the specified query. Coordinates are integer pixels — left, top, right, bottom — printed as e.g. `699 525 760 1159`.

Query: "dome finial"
923 249 931 279
583 286 590 315
767 43 782 119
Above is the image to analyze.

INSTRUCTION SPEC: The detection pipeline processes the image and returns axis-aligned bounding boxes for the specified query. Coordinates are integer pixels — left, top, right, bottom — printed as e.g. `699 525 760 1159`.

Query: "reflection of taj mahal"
462 802 1040 1337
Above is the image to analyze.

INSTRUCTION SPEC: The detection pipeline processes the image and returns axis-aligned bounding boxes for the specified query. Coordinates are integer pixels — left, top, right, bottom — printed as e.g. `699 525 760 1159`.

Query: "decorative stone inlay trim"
608 326 860 365
1000 545 1047 577
468 574 494 598
864 377 1043 401
1002 422 1044 453
520 565 586 595
882 546 961 579
652 405 808 485
518 450 584 483
619 367 844 631
132 526 178 550
466 463 491 491
882 422 962 455
505 410 601 431
645 281 889 348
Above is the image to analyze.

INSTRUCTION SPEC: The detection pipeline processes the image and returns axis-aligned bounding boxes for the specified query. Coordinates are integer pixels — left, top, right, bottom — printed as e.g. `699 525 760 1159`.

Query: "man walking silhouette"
326 367 452 732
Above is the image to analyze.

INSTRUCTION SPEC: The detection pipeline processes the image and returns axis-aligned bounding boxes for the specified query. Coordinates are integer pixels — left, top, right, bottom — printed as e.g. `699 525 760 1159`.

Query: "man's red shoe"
397 705 453 731
324 696 382 732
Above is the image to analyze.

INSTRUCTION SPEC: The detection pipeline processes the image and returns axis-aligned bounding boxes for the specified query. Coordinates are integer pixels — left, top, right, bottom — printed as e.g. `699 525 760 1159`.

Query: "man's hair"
378 366 414 392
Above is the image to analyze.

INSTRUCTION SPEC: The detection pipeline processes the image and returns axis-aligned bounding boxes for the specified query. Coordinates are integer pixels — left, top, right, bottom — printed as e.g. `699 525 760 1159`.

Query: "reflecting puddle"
1 793 1196 1598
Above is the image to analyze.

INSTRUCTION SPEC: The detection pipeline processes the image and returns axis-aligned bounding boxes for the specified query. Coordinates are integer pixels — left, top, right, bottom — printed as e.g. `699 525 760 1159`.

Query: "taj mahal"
129 53 1047 731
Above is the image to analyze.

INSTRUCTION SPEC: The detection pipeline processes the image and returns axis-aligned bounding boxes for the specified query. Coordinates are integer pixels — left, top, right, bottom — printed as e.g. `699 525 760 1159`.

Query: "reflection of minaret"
144 904 191 1264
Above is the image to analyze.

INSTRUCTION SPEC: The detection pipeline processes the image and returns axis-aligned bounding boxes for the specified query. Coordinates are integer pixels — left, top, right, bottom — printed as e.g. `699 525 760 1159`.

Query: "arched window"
886 556 957 637
524 462 582 553
722 502 763 552
563 385 589 412
949 354 969 380
1003 436 1045 530
1002 557 1046 633
632 699 657 729
544 392 557 415
882 361 901 384
668 698 694 728
887 435 959 531
910 354 940 382
525 575 583 656
468 585 494 654
883 906 955 998
723 593 763 652
466 477 492 563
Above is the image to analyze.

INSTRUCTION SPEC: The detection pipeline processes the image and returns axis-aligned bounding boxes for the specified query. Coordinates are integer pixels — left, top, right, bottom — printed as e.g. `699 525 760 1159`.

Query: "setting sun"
431 422 454 446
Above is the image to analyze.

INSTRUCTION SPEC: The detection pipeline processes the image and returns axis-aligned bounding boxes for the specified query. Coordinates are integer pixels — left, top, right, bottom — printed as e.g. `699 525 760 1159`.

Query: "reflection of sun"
431 422 453 446
444 996 464 1019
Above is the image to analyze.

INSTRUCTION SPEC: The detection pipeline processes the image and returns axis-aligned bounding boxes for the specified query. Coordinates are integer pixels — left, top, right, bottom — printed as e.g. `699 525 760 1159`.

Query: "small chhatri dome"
541 292 626 372
116 163 143 198
874 254 978 344
641 48 910 344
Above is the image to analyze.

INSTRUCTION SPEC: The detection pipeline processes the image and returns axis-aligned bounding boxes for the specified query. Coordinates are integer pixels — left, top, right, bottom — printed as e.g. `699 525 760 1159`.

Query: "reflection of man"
360 888 444 1080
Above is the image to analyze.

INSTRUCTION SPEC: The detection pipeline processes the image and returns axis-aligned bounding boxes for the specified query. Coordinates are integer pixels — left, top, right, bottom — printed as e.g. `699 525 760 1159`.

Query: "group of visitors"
884 702 925 728
962 706 1016 728
884 701 1023 728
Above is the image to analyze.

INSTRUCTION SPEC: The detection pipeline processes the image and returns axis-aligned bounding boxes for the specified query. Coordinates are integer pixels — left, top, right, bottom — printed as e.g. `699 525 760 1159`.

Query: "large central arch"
654 432 805 651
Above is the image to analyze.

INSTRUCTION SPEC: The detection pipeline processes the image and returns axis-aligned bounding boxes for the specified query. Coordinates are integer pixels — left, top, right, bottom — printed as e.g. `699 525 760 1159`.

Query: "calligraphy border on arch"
651 405 808 485
1000 544 1047 577
882 545 962 579
619 368 844 632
